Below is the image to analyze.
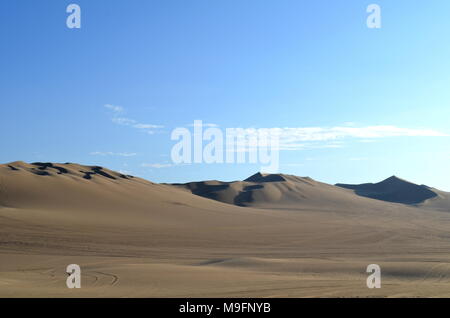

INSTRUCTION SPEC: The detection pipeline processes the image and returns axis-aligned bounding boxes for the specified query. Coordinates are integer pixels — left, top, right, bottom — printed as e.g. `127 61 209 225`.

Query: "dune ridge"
173 172 450 211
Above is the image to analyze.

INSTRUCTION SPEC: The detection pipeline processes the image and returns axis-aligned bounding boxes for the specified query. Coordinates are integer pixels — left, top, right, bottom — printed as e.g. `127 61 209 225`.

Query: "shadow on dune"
336 176 438 205
32 162 68 174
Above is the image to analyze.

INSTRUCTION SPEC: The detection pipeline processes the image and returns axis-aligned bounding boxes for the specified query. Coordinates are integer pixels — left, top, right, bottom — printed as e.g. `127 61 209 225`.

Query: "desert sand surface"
1 162 450 297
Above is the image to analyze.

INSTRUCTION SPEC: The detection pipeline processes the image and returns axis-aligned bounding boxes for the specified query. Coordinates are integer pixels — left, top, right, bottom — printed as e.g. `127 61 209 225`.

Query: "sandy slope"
1 162 450 297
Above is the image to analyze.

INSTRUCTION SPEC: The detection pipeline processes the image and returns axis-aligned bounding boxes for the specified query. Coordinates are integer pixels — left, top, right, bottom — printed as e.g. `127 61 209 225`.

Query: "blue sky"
1 0 450 190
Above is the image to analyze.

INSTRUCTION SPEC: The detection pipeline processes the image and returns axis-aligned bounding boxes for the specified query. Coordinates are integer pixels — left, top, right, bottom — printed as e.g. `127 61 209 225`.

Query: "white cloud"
187 123 219 128
112 117 136 125
272 126 447 141
105 104 164 134
112 117 163 129
104 104 124 113
281 163 304 167
237 125 448 151
141 163 174 168
90 151 137 157
133 123 164 129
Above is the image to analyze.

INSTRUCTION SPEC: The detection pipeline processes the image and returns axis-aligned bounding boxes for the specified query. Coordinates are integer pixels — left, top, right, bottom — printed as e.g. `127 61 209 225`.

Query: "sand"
336 176 438 204
1 162 450 297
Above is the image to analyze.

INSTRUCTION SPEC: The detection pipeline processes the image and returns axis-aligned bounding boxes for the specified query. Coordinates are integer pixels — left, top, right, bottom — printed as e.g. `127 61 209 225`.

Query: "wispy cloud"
112 117 163 130
141 163 174 168
104 104 163 134
90 151 137 157
187 123 219 128
268 125 447 141
239 125 448 151
281 163 304 167
104 104 124 113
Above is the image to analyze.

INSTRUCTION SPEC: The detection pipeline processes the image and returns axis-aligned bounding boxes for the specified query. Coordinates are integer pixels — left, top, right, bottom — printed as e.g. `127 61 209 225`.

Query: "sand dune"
1 162 450 297
336 176 443 205
419 188 450 211
173 172 371 208
174 172 450 211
